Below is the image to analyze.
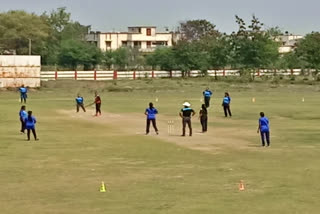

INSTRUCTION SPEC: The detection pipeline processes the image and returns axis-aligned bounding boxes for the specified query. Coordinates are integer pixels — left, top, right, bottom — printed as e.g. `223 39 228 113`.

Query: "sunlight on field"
0 79 320 214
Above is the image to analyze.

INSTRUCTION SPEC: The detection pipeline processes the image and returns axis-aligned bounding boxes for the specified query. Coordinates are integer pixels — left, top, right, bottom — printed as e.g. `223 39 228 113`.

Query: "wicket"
167 120 175 135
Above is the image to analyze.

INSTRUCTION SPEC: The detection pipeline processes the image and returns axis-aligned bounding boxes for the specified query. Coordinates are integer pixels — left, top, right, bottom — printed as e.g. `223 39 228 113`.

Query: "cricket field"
0 78 320 214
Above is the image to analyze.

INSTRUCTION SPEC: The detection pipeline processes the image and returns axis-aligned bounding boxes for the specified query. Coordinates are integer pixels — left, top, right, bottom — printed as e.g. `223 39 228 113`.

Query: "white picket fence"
40 69 302 81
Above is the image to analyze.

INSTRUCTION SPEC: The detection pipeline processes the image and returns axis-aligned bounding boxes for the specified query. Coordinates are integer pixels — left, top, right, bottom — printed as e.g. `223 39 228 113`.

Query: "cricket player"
75 94 86 112
19 85 28 103
94 91 102 116
179 102 195 136
145 102 159 135
203 88 213 108
19 105 27 134
25 111 39 141
222 92 232 117
257 112 270 147
199 104 208 132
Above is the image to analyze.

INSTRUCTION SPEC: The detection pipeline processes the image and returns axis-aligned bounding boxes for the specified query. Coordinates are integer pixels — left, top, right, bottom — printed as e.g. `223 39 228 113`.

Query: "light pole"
28 38 32 55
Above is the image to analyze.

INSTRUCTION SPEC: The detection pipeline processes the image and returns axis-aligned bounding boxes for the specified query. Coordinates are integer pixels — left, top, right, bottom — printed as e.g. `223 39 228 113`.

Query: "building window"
134 41 141 47
147 41 151 48
122 41 128 46
106 41 111 48
147 28 151 36
153 41 167 46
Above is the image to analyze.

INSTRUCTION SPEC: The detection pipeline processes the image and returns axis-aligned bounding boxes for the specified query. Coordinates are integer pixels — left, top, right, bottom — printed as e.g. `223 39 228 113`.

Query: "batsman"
86 91 102 116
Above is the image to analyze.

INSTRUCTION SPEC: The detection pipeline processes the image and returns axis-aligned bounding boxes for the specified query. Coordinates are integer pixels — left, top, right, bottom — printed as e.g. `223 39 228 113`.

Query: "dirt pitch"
59 109 259 154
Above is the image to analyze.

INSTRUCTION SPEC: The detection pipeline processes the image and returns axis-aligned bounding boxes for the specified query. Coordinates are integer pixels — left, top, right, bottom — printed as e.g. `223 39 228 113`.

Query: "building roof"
128 26 157 28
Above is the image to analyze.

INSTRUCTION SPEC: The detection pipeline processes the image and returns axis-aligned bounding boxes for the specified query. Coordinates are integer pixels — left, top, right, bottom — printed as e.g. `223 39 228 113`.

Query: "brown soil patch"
58 109 258 154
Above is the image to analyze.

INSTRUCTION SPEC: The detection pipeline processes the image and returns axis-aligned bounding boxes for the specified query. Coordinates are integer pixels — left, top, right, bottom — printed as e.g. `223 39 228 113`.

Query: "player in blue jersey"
145 102 159 135
203 88 213 108
25 111 39 141
257 112 270 147
19 105 27 134
222 92 232 117
19 85 28 103
75 94 86 112
179 102 195 136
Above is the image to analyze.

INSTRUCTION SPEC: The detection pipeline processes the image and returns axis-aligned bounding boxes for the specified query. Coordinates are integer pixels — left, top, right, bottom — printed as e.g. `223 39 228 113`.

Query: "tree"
102 50 114 69
266 26 283 38
41 7 90 65
58 40 102 70
201 35 230 69
0 10 49 54
179 19 220 42
146 47 176 71
230 15 279 71
296 32 320 69
43 7 70 33
112 47 129 70
173 40 210 75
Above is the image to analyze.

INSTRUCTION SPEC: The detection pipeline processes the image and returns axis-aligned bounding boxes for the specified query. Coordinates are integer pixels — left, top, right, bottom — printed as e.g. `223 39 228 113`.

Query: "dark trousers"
76 104 86 112
27 128 37 140
182 117 192 136
20 93 27 103
96 103 101 115
260 131 270 146
200 116 208 132
20 118 25 133
204 97 210 107
146 119 158 134
223 104 232 117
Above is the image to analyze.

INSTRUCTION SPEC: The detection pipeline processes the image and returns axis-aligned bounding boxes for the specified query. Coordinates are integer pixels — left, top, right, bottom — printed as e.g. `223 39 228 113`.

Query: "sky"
0 0 319 35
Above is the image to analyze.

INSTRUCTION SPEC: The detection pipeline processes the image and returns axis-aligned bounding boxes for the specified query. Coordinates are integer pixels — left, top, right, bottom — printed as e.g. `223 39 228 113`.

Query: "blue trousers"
20 93 27 103
260 131 270 146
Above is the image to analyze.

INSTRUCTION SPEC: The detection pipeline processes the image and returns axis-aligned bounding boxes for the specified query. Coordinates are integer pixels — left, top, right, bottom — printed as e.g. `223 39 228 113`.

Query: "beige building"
276 35 304 54
87 26 176 52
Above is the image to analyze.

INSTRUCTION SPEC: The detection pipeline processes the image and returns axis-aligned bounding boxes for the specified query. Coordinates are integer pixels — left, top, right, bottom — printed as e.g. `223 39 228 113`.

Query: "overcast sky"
0 0 319 35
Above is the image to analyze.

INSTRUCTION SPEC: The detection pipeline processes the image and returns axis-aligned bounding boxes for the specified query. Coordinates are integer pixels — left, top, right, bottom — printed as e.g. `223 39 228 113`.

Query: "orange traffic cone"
239 180 245 191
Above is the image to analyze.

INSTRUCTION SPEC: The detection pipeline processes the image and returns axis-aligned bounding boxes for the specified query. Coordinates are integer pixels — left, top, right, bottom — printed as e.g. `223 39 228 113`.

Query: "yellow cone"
302 97 305 102
252 97 256 103
100 181 106 192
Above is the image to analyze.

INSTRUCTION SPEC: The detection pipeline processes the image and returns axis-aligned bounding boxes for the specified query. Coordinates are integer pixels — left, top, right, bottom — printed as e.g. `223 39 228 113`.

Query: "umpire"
179 102 195 137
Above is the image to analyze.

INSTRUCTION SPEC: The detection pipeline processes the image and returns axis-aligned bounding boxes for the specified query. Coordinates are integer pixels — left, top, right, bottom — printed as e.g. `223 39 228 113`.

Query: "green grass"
0 78 320 214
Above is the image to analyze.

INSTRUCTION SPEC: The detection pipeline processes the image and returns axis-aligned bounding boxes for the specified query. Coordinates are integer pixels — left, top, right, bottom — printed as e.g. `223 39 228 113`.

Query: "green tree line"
1 8 320 72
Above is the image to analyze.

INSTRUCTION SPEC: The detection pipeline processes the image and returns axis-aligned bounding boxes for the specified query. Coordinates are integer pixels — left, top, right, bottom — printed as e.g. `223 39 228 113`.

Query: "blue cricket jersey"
20 87 27 93
203 90 212 98
19 110 27 119
223 96 231 104
25 116 37 129
259 117 269 132
76 97 84 104
146 108 158 119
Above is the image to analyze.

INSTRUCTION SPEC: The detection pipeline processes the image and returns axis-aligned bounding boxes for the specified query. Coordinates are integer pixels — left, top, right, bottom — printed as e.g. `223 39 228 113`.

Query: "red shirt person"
94 92 102 116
